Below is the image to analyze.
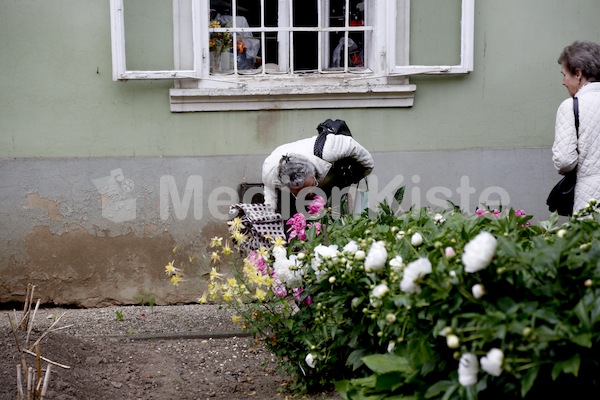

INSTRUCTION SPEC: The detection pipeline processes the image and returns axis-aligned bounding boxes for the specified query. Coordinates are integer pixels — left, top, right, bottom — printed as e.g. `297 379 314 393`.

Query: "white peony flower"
411 232 423 246
480 348 503 377
364 241 388 272
271 245 287 259
354 250 366 261
433 213 446 225
462 231 497 273
343 240 359 254
273 254 304 288
471 283 485 299
458 353 479 387
396 230 406 240
305 353 316 368
445 246 456 258
311 244 339 278
371 283 389 298
385 313 396 323
400 257 432 294
389 255 404 272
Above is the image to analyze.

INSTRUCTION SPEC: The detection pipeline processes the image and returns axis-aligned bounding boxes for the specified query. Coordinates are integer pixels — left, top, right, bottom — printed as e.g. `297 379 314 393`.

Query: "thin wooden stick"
16 364 24 400
40 365 51 399
26 367 33 400
35 343 42 394
7 313 22 352
28 312 67 352
22 350 71 369
21 285 31 329
26 299 41 348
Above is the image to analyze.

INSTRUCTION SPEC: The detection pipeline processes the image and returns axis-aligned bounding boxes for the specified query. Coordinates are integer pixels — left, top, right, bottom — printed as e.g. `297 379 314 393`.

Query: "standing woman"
552 40 600 214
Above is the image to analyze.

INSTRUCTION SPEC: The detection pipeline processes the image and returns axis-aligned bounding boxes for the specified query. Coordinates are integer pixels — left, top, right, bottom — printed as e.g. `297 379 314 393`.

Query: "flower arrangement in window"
209 20 232 53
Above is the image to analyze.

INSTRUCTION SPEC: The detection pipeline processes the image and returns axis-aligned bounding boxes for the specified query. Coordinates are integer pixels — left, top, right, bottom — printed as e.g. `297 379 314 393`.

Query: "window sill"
169 82 416 112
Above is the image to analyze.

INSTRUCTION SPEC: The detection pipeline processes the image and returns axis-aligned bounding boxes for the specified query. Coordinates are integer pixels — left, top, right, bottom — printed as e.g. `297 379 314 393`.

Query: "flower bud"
445 247 456 258
471 284 485 299
411 232 423 246
446 334 460 348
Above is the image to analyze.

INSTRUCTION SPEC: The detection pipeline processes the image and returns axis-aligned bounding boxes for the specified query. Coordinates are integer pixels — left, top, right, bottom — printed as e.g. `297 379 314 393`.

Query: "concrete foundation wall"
0 147 558 306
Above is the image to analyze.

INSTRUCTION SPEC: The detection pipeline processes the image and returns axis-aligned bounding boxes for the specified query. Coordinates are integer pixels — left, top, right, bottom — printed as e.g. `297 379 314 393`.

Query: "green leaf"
521 366 539 397
362 354 414 374
573 299 591 330
570 333 592 348
394 186 405 204
552 354 581 378
425 380 455 399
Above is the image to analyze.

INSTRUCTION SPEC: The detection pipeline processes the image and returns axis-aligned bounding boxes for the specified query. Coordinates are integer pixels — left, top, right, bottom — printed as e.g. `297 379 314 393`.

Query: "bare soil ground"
1 305 342 400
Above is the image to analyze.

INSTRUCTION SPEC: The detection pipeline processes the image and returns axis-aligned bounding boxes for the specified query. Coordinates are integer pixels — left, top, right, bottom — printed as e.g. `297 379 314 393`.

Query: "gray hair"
278 154 317 189
558 40 600 81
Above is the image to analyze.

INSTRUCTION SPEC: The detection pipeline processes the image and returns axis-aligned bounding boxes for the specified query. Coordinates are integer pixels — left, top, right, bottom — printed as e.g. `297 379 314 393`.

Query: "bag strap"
573 96 580 138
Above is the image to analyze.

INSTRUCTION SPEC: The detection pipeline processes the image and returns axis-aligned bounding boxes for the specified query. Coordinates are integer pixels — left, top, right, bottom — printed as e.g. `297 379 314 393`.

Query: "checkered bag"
228 203 286 255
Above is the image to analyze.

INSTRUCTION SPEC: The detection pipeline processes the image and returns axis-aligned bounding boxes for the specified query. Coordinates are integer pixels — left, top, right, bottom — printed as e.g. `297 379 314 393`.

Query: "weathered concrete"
0 148 558 306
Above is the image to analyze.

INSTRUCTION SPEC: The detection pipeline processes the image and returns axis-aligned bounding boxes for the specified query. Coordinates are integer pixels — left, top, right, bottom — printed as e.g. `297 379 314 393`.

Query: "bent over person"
261 120 374 219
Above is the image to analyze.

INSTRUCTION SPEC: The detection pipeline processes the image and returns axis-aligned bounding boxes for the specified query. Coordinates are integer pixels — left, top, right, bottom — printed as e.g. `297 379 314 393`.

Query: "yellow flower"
211 251 221 264
165 260 178 276
170 274 183 286
228 217 244 232
227 277 238 287
272 236 287 248
255 288 267 302
222 291 233 302
232 231 247 244
209 267 224 281
231 315 242 325
210 236 223 248
256 246 269 259
222 241 233 256
197 292 208 304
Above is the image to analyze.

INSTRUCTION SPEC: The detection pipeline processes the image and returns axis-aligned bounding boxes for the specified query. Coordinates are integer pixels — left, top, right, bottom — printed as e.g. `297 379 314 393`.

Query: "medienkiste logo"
93 168 136 223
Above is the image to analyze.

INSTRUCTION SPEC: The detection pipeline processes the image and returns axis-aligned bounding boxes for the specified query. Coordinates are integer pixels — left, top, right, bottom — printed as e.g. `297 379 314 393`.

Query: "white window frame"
110 0 474 112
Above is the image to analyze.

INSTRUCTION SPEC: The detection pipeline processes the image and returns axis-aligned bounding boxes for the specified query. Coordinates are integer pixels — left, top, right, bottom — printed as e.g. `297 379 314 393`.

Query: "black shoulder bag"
313 119 366 188
547 97 579 216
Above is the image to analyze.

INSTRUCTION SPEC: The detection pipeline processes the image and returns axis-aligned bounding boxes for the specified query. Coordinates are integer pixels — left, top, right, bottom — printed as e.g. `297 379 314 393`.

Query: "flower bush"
168 195 600 398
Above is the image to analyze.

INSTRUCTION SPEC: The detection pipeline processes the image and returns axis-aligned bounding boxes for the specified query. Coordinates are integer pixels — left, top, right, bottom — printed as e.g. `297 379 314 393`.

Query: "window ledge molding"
169 83 416 112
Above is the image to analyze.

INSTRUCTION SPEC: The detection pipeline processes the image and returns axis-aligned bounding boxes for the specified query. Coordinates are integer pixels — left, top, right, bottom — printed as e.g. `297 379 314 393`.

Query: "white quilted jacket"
552 82 600 213
262 135 374 208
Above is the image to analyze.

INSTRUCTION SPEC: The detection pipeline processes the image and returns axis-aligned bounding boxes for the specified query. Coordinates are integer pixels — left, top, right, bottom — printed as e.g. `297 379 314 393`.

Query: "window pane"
123 0 174 70
409 0 461 65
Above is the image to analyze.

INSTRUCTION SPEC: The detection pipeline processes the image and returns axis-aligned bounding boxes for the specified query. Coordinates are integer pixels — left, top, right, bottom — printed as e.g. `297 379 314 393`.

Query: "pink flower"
493 209 501 217
287 213 307 242
272 279 288 298
476 208 487 217
292 287 303 301
308 222 322 236
514 209 526 216
303 296 313 306
308 196 326 215
247 251 268 274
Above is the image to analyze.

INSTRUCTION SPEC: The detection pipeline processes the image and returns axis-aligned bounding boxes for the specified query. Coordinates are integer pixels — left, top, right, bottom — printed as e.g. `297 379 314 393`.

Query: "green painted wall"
1 0 599 158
